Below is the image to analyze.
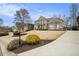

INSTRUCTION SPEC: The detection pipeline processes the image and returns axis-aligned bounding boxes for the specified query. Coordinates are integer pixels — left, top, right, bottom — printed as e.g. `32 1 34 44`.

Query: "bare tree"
14 8 31 32
77 16 79 29
0 18 3 27
66 17 71 30
62 15 67 30
70 3 78 30
14 8 31 46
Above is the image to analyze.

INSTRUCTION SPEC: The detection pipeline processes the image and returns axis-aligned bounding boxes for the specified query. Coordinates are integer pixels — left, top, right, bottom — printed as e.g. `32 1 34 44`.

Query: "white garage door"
48 25 56 30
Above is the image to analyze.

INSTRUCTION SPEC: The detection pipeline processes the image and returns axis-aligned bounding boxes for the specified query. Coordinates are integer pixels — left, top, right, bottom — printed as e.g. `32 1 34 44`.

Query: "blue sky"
0 3 78 27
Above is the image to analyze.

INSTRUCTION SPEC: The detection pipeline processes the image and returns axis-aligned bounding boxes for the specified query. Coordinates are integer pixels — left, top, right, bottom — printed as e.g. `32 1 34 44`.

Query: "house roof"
35 16 48 22
48 17 64 22
35 16 64 23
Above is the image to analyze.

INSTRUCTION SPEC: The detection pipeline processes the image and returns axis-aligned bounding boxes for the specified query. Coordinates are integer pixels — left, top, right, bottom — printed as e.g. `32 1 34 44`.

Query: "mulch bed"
12 40 54 54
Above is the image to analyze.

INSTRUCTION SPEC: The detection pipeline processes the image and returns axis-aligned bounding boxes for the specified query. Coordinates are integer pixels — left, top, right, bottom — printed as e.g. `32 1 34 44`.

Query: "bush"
0 32 9 36
26 34 40 45
7 40 26 51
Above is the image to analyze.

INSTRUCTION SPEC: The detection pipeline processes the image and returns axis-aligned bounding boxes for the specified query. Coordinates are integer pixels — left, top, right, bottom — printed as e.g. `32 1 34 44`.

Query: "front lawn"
0 32 9 36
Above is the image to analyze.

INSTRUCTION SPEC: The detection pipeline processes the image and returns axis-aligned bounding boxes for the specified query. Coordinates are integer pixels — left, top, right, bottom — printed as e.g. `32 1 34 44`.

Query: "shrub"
7 39 26 51
26 34 40 45
0 32 9 36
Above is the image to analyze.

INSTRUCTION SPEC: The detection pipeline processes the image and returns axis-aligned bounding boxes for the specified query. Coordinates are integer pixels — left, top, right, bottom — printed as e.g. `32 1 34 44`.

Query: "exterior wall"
23 24 34 31
34 19 48 30
24 27 28 31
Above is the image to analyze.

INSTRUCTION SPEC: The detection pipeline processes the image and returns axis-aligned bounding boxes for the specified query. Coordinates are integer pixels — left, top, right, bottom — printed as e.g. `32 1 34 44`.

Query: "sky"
0 3 78 27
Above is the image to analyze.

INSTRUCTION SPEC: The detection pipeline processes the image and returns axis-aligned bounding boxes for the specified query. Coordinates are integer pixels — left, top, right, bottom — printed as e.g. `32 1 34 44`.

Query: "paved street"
18 31 79 56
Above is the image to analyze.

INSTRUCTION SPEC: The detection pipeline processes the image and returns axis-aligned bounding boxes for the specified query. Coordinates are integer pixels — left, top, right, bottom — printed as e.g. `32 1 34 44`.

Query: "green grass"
0 32 9 36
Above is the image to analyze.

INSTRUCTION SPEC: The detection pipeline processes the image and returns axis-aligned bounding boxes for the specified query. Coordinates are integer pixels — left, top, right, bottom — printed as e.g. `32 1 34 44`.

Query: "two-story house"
34 16 64 30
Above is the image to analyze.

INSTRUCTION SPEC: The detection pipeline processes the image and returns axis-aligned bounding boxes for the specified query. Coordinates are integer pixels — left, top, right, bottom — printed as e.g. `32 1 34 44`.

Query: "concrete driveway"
18 31 79 56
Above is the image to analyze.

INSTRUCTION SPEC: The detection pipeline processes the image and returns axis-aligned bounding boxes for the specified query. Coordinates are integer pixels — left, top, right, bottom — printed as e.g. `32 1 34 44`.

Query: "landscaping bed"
12 40 53 54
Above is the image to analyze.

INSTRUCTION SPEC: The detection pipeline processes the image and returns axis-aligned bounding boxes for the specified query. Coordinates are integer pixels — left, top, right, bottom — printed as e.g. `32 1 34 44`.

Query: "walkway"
0 36 16 56
18 31 79 56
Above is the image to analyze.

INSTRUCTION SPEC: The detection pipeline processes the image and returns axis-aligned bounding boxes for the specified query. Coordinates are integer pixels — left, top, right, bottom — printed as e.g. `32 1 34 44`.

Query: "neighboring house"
12 23 34 32
0 26 12 32
34 16 64 30
23 23 34 31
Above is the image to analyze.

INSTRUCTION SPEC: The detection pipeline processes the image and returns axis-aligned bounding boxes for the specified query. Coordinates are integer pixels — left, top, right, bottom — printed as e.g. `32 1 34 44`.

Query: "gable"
48 17 64 24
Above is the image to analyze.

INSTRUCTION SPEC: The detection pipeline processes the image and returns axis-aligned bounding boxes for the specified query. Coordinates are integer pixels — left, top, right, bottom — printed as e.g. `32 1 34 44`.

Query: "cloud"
0 3 43 19
30 9 62 21
0 3 64 21
28 7 43 13
0 4 21 17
